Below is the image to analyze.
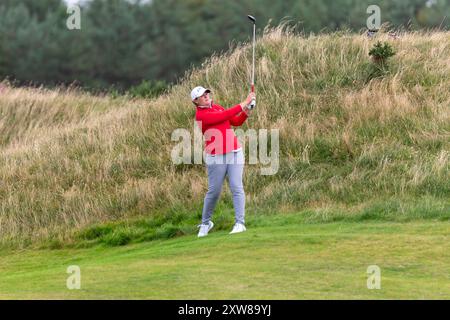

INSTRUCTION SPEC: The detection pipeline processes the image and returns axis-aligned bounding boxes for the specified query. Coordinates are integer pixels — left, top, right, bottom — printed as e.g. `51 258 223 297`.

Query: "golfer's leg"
227 150 245 225
201 158 227 225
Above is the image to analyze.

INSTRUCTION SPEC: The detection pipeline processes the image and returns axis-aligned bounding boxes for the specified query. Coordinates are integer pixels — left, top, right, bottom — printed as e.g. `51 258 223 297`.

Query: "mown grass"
0 27 448 247
0 214 449 299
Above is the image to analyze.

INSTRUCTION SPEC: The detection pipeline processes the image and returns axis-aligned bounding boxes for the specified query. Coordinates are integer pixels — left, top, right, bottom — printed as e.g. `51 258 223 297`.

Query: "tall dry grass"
0 26 449 246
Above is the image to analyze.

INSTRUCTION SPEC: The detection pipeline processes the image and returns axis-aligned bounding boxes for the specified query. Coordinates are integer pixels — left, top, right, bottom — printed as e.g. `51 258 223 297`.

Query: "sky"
63 0 87 5
64 0 82 4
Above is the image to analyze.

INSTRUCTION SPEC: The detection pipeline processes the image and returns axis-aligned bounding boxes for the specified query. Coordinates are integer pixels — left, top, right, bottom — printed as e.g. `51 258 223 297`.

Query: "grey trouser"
201 149 245 225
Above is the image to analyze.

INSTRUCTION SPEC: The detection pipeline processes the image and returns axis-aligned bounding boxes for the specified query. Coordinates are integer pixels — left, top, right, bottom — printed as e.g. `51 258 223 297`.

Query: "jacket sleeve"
229 111 248 126
195 104 243 126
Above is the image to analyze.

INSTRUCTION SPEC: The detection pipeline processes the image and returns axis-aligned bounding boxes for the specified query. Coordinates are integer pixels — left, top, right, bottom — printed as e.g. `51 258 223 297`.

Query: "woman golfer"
191 86 255 237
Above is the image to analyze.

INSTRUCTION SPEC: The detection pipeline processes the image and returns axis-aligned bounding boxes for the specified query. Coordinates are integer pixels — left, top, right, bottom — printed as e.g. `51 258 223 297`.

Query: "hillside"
0 27 449 247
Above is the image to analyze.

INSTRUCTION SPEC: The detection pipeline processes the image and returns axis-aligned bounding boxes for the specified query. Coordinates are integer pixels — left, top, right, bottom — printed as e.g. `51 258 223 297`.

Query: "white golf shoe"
229 223 246 234
197 221 214 238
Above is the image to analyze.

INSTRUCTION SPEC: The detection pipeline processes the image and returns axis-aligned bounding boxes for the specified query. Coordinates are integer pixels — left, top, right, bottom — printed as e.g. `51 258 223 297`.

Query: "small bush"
366 41 396 82
369 41 396 63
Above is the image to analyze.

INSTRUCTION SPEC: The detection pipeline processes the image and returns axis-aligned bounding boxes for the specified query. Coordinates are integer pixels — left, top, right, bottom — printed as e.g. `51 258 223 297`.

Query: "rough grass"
0 26 449 247
22 196 446 250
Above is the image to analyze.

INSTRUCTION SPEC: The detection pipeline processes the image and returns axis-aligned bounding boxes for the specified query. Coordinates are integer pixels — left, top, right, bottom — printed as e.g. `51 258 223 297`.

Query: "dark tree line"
0 0 448 90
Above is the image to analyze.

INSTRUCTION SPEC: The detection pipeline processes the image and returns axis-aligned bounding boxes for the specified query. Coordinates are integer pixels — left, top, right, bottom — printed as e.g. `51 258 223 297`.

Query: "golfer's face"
196 92 211 106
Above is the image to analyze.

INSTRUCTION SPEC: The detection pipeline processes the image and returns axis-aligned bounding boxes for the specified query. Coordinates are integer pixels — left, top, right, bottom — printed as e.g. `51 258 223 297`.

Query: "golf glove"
248 98 256 110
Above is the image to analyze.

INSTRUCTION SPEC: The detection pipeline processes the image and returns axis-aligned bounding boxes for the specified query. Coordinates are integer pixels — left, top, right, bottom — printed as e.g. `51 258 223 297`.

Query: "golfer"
191 86 255 237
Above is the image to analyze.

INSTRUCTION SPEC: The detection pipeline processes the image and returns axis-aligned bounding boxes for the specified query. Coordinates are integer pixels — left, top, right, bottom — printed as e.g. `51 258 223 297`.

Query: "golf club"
247 15 256 109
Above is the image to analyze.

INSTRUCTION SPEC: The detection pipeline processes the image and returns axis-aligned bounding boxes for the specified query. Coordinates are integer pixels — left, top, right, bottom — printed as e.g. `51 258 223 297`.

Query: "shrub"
369 41 396 64
366 41 397 81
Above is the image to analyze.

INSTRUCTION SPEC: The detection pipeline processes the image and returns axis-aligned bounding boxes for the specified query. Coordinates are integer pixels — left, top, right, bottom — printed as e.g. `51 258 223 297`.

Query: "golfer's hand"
242 104 252 115
241 92 255 108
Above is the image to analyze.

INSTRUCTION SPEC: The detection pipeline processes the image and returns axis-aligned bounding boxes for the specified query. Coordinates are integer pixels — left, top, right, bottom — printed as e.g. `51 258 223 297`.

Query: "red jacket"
195 102 248 155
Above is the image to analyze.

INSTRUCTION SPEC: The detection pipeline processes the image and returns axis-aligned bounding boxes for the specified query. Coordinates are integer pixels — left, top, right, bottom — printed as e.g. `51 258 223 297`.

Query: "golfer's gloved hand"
241 92 256 111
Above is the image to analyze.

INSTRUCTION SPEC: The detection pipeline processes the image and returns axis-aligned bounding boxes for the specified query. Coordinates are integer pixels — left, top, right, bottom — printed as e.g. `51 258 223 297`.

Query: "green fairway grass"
1 214 449 299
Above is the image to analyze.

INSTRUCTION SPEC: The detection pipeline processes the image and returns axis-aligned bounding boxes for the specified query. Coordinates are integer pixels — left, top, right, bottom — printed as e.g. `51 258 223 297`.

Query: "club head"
247 15 256 23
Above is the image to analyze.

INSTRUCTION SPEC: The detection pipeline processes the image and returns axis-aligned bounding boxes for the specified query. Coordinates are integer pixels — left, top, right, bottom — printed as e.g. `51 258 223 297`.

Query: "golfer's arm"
229 111 248 126
196 104 243 125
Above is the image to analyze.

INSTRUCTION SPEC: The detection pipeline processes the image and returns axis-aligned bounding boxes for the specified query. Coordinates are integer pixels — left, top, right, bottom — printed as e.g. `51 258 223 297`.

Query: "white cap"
190 86 211 101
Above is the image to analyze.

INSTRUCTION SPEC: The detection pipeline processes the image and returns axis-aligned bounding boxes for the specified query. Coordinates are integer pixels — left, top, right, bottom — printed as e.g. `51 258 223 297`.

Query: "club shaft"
251 23 255 89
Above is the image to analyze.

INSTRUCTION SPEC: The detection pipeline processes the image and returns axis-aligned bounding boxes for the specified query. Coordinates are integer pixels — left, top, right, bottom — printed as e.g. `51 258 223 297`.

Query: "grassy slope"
0 28 449 247
1 213 449 299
